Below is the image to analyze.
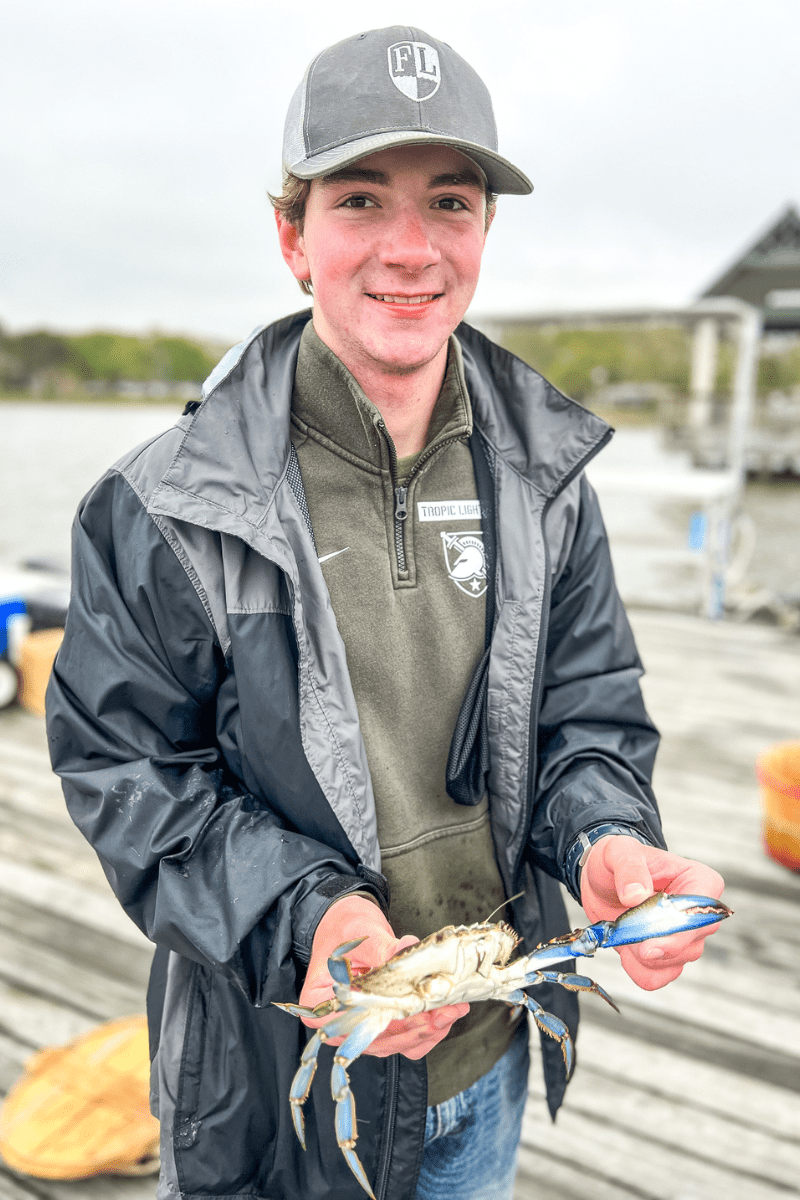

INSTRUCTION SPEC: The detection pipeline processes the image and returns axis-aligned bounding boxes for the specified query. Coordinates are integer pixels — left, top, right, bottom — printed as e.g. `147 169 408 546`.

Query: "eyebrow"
319 166 485 190
429 170 485 190
320 168 389 186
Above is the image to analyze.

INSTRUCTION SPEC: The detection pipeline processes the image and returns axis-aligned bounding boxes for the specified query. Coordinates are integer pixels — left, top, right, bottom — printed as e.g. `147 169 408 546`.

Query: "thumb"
604 837 655 908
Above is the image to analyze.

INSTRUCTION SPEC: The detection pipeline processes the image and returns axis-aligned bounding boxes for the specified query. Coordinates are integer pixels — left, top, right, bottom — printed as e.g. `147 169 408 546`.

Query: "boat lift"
472 298 764 619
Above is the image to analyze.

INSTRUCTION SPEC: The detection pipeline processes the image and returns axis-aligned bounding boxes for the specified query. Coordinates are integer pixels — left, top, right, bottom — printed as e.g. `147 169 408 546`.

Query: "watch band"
564 822 653 902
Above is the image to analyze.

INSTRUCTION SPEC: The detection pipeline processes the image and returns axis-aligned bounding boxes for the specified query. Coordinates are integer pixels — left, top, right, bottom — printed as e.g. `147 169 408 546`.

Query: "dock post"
688 316 719 430
705 302 762 618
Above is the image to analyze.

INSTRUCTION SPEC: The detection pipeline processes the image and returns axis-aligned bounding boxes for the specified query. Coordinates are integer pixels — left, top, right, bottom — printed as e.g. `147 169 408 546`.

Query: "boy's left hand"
580 836 725 990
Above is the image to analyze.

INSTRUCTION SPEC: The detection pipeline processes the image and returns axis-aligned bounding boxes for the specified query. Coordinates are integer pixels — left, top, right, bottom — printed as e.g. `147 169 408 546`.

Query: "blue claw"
591 892 733 950
524 892 732 972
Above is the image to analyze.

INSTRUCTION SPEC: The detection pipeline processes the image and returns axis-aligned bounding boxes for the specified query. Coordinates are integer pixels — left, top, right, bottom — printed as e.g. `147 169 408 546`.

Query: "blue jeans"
415 1019 530 1200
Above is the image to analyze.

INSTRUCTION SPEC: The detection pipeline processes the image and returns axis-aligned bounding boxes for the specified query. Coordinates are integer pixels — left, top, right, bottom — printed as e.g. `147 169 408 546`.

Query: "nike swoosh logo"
318 547 350 564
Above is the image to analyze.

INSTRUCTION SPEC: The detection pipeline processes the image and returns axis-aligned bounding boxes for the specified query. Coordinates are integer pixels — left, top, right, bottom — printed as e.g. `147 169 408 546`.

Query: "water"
1 402 177 569
1 402 798 612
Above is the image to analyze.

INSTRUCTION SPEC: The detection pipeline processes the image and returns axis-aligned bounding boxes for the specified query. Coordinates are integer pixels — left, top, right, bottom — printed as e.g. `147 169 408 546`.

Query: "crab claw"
523 892 732 973
592 892 733 950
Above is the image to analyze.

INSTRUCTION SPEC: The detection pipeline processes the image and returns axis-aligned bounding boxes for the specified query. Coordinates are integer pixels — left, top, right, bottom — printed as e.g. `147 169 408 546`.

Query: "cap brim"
286 130 532 195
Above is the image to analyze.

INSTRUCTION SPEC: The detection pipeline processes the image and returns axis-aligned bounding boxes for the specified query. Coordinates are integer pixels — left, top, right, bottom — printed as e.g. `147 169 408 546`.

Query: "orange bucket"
17 628 64 717
756 741 800 872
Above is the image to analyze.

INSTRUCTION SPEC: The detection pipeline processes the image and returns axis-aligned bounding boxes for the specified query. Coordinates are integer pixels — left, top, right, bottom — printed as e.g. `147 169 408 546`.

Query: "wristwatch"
564 822 653 902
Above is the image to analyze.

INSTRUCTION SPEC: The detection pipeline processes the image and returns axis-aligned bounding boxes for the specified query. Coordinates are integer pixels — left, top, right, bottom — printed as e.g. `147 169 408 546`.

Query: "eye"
339 195 378 209
433 196 469 211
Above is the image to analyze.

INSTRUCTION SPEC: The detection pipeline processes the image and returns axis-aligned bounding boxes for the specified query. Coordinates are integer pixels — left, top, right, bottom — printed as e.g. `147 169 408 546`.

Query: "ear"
275 210 311 285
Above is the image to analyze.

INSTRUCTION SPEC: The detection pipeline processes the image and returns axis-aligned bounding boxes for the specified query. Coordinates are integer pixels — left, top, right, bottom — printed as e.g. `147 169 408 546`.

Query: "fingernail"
644 947 665 961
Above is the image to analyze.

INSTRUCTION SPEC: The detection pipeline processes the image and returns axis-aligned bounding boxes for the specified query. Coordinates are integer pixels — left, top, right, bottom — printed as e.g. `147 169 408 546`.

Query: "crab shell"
335 920 523 1010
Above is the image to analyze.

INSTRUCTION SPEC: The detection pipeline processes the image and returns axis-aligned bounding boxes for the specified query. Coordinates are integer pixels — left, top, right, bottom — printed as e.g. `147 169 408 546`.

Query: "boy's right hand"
299 894 469 1059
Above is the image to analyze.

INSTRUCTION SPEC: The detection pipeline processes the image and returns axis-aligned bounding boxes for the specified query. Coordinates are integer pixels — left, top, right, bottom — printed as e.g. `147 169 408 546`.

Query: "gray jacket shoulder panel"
457 322 612 500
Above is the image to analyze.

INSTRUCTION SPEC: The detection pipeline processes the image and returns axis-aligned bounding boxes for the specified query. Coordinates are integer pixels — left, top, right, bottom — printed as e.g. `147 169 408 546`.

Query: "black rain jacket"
46 313 664 1200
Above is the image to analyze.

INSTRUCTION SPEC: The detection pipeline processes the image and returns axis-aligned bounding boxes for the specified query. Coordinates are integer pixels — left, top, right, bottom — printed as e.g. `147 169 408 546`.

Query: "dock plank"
2 609 800 1198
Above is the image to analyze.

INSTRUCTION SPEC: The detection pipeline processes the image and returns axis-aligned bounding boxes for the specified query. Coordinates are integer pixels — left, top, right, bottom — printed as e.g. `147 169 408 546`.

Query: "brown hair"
269 172 497 296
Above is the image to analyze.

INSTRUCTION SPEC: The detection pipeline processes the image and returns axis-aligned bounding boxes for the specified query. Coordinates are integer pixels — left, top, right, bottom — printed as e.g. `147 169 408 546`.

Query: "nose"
378 207 441 273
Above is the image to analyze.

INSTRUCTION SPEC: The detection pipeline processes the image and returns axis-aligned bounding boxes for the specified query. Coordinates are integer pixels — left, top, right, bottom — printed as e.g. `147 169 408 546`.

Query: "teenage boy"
47 26 724 1200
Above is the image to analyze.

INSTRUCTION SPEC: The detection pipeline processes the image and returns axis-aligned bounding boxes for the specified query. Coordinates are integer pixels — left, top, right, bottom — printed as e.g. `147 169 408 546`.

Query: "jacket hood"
150 310 611 523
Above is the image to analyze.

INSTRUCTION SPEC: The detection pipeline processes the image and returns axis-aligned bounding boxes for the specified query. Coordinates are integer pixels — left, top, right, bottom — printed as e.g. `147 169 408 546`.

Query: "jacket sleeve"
46 469 385 1006
527 474 666 890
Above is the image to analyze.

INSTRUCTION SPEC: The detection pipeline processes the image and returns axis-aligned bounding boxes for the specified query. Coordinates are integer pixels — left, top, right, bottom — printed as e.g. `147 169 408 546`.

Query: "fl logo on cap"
387 41 441 101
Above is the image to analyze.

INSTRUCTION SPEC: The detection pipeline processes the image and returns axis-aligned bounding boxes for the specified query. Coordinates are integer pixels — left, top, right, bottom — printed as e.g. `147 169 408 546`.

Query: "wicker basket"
0 1015 159 1179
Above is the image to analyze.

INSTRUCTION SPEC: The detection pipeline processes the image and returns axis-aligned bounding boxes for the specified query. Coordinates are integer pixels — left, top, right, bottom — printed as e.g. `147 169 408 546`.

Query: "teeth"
372 294 436 304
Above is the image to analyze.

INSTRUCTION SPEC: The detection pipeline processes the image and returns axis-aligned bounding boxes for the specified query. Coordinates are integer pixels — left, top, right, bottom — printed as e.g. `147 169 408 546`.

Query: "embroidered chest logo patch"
441 531 487 597
387 41 441 101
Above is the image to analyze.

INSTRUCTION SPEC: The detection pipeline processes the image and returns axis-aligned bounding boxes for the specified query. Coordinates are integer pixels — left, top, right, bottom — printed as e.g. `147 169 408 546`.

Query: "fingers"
581 836 655 916
300 1002 470 1051
366 1004 470 1059
647 857 725 900
300 897 413 1012
619 922 718 990
582 837 726 917
619 944 686 990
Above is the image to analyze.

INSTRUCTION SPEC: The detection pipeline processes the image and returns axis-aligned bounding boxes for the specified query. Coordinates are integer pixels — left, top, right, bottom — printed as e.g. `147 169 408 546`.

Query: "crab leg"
522 892 731 973
281 1007 370 1149
528 970 619 1012
505 988 575 1076
331 1010 395 1200
286 1027 325 1148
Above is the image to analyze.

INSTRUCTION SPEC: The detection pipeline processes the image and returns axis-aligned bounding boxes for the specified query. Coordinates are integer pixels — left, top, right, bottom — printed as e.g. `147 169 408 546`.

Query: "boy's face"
277 144 490 379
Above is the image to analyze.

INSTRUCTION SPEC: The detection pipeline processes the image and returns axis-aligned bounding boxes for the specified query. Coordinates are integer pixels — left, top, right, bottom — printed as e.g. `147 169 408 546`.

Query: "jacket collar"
149 310 611 527
456 322 612 501
291 321 472 471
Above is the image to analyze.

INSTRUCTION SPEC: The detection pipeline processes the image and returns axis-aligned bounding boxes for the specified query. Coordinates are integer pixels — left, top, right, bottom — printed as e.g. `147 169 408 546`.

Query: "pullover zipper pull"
394 486 408 521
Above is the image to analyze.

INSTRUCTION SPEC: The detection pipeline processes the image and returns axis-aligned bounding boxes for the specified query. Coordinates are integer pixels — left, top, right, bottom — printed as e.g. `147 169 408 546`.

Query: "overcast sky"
2 0 798 343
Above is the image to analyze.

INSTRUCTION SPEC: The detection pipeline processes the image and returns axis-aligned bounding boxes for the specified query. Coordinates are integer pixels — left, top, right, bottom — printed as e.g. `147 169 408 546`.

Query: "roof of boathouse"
699 204 800 331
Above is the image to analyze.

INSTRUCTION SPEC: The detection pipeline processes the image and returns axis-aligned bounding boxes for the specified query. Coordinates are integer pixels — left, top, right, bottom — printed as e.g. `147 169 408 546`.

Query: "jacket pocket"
174 962 211 1152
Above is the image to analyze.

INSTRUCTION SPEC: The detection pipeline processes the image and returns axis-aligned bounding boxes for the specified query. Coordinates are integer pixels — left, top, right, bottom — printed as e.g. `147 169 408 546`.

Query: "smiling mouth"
366 293 441 305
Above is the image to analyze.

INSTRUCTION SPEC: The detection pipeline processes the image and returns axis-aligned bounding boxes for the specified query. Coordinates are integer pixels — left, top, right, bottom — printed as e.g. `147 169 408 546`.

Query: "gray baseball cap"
282 26 532 195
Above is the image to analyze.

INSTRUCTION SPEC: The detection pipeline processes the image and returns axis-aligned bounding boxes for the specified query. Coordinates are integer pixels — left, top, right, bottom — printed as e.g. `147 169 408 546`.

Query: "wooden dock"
0 610 798 1200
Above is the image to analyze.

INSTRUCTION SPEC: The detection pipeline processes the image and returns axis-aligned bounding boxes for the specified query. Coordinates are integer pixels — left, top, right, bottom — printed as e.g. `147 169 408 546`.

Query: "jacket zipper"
378 419 464 577
374 1055 400 1200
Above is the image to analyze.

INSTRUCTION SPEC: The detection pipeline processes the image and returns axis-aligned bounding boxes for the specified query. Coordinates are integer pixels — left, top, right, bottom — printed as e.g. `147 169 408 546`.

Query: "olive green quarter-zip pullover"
290 322 520 1104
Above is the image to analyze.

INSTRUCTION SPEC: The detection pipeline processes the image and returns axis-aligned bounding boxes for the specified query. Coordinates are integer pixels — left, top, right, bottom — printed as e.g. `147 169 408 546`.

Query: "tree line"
0 326 221 396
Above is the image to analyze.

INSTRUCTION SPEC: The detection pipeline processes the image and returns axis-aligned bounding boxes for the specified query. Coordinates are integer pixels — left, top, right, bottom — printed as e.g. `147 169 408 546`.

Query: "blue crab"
276 891 731 1198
